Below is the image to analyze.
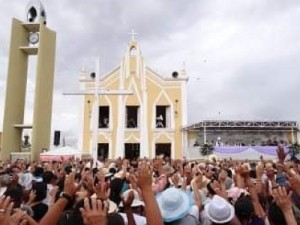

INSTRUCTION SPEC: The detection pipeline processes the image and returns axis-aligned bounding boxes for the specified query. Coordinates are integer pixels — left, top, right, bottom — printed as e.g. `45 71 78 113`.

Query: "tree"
288 143 300 162
200 143 214 156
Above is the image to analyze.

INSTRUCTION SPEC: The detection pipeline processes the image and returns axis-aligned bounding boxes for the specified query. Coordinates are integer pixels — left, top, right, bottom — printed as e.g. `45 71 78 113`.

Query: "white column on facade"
115 58 126 158
140 62 148 158
78 94 85 152
140 93 149 157
91 58 101 161
78 67 87 152
115 95 125 158
292 127 295 144
181 65 188 159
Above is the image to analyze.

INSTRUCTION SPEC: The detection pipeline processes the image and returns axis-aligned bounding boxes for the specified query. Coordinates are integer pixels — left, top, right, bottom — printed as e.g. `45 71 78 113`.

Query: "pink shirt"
152 174 167 194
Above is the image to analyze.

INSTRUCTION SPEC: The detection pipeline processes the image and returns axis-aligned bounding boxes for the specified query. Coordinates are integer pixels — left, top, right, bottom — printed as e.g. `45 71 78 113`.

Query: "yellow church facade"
79 38 188 159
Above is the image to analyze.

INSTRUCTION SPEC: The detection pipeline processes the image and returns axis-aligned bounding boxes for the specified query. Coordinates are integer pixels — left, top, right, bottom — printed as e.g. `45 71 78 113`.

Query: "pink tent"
39 146 81 161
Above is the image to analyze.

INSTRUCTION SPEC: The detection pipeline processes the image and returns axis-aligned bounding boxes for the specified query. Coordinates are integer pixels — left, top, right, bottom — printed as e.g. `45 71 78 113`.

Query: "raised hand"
273 186 292 212
137 162 152 192
170 173 180 188
0 196 14 225
277 145 287 163
9 210 27 225
218 170 227 183
256 163 265 179
128 173 139 190
93 182 110 201
121 190 135 209
80 197 108 225
27 190 36 204
211 180 228 200
83 172 94 195
288 173 300 196
64 172 82 197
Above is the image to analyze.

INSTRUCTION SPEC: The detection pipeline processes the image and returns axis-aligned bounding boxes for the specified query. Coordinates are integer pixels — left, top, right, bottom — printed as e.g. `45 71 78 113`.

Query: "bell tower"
1 0 56 161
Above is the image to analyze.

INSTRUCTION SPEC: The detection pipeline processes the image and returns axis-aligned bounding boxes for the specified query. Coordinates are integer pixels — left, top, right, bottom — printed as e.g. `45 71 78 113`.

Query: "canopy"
40 146 81 161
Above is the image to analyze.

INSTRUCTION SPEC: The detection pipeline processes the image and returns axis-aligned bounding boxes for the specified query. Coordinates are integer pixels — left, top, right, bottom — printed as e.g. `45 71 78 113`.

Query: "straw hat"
162 164 175 175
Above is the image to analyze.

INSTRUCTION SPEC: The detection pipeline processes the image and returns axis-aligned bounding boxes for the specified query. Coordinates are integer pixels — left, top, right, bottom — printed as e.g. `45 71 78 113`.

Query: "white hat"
156 187 191 222
119 189 144 207
162 164 175 175
208 154 218 163
90 195 118 213
168 174 183 187
114 170 127 179
100 168 113 178
18 173 33 190
227 187 248 203
205 195 235 224
107 200 118 213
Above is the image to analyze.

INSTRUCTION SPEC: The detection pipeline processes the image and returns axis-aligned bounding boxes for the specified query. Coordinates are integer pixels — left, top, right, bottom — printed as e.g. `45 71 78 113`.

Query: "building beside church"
79 37 188 159
184 120 299 160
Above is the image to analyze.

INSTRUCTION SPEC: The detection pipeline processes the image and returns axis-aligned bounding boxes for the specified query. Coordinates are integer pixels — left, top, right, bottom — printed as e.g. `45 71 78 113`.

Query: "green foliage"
200 143 214 156
289 143 300 155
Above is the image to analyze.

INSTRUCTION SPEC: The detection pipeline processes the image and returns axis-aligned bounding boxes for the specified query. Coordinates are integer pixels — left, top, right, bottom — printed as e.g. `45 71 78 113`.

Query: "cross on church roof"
129 29 138 41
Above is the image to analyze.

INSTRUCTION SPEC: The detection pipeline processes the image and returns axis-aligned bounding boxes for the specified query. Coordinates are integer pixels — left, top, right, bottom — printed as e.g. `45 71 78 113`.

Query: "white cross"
64 58 132 162
129 29 138 41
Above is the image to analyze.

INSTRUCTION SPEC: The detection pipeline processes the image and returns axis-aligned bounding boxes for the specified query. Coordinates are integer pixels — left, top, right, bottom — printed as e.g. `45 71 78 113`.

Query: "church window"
126 106 139 128
125 143 140 160
155 143 171 158
156 106 171 128
97 143 109 160
130 47 137 57
99 106 109 128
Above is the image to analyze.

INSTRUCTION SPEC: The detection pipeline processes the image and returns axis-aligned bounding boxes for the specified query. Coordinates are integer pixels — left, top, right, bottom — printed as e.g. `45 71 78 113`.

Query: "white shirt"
43 183 54 206
189 205 200 220
0 187 7 197
119 213 147 225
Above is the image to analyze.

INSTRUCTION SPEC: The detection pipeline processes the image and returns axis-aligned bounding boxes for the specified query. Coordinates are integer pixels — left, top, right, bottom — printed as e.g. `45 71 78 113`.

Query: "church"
79 35 188 160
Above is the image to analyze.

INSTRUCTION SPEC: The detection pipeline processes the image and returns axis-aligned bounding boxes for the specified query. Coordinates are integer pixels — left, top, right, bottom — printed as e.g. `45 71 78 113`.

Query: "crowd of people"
0 146 300 225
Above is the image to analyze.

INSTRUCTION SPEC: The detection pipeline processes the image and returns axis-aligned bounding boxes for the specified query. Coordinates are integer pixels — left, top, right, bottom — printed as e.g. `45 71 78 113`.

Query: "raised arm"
273 186 297 225
138 162 164 225
39 172 80 225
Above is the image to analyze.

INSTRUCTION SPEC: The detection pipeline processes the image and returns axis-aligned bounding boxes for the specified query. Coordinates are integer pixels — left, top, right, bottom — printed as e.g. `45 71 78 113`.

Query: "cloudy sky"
0 0 300 146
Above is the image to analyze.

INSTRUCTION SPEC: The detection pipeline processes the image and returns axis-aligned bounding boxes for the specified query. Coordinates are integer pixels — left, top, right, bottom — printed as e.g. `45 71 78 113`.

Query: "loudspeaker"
54 131 60 146
172 71 179 78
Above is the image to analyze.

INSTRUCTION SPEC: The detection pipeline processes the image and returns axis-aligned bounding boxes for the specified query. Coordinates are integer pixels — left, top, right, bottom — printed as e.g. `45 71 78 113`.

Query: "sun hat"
204 195 235 224
156 187 191 222
100 168 113 178
162 164 175 175
227 187 248 203
119 189 144 207
18 173 33 190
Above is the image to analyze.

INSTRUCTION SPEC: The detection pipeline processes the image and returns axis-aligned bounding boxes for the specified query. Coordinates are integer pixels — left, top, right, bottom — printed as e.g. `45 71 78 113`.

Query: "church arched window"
130 46 137 57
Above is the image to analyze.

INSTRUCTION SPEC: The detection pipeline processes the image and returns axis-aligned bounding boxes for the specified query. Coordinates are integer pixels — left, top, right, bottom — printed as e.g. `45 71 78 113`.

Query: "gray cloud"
1 0 300 146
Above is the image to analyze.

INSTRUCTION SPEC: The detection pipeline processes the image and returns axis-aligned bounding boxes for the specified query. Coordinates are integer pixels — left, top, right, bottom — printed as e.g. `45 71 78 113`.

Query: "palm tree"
289 143 300 162
200 143 214 156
